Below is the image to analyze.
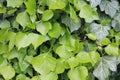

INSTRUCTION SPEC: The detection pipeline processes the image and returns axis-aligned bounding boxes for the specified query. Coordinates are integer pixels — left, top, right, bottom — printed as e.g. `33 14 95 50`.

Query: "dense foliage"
0 0 120 80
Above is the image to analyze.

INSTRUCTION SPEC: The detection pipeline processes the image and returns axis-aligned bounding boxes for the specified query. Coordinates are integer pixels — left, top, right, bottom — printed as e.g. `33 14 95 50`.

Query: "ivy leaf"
76 51 91 63
36 21 52 35
99 0 119 17
42 10 54 21
62 16 81 32
87 0 101 8
93 56 117 80
111 12 120 32
90 22 110 40
68 66 88 80
16 74 30 80
7 0 23 8
24 0 36 15
48 22 62 38
41 72 58 80
86 33 96 40
0 65 15 79
49 0 67 9
79 5 99 23
16 11 31 28
105 43 119 56
70 5 79 22
31 54 56 75
15 32 32 50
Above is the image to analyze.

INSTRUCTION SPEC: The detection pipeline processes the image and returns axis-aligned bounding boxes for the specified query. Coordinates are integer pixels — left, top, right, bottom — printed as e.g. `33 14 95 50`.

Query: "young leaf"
105 43 119 56
93 56 117 80
76 51 91 63
7 0 23 8
31 54 56 75
24 0 36 15
87 0 101 8
79 5 99 23
16 11 31 28
86 33 96 40
68 66 88 80
48 22 62 38
42 10 54 21
41 72 58 80
36 21 52 35
0 65 15 79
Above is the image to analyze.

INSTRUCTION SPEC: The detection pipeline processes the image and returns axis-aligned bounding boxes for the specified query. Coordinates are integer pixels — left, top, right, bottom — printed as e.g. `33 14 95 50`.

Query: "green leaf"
7 0 23 8
68 66 88 80
41 72 58 80
62 16 81 32
16 11 31 28
31 54 56 74
89 51 100 66
70 5 79 22
30 33 47 49
90 22 110 40
93 56 117 80
48 22 62 38
76 51 91 63
100 38 111 45
15 32 32 50
16 74 30 80
67 57 79 69
49 0 67 9
0 6 6 13
79 5 99 23
86 33 96 40
55 59 65 74
0 65 15 79
0 20 10 29
42 10 54 21
105 43 119 56
87 0 101 8
55 45 72 59
24 0 36 15
0 43 8 54
0 29 8 42
74 0 87 10
36 21 52 35
100 0 119 17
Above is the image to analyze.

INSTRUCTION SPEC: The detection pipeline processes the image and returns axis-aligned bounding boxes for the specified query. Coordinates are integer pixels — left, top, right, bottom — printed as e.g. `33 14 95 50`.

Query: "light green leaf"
90 22 110 40
49 0 67 9
86 33 96 40
24 0 36 15
31 54 56 74
100 38 111 45
0 6 6 13
16 74 30 80
93 56 117 80
68 66 88 80
100 0 119 17
7 0 23 8
0 20 10 29
48 22 62 38
0 65 15 79
105 43 119 56
87 0 101 8
55 45 72 59
76 51 91 63
0 43 8 54
55 59 65 74
70 5 79 22
28 33 47 49
41 72 58 80
74 0 87 10
42 10 54 21
16 11 31 28
89 51 100 66
79 5 99 23
15 32 32 50
62 16 81 32
67 57 79 69
36 21 52 35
